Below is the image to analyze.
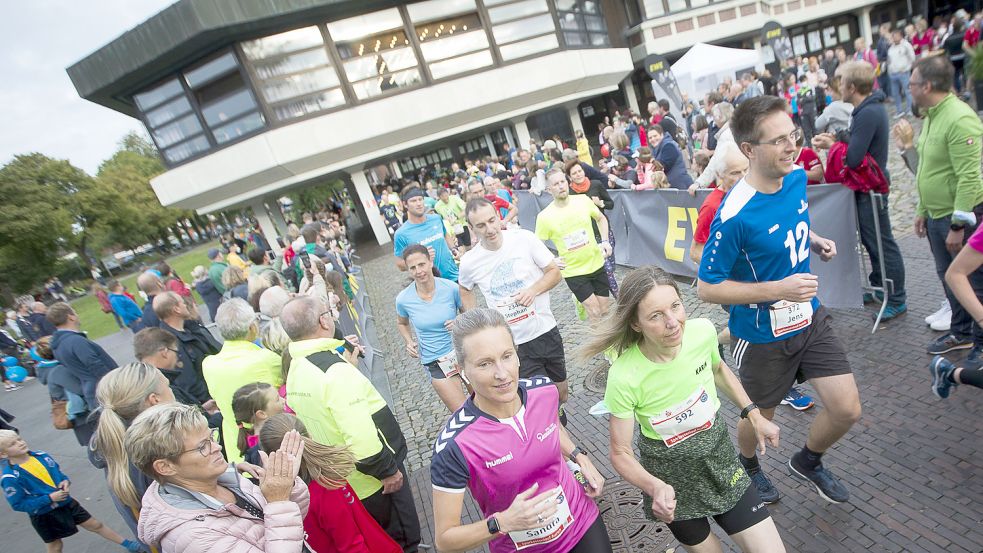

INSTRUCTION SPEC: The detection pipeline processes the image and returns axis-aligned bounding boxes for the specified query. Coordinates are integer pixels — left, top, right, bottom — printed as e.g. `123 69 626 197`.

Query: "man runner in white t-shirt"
458 198 570 420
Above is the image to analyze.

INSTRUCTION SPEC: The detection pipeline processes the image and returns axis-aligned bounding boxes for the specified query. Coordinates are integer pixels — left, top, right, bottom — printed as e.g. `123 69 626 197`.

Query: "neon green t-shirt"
604 318 722 443
534 194 604 277
434 195 466 234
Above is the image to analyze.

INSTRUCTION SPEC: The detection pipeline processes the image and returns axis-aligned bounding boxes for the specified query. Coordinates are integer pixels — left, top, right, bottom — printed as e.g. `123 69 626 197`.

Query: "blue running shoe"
787 457 850 504
747 469 780 504
879 303 907 321
780 386 815 411
929 356 957 399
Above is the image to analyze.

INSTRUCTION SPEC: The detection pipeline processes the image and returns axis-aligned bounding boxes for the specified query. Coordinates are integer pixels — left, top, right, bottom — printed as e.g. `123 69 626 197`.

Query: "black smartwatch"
568 446 584 463
740 402 759 419
951 223 966 232
487 515 501 535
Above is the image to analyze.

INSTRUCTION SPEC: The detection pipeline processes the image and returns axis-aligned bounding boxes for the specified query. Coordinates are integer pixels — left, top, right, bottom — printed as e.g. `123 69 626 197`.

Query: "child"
575 129 593 167
231 382 286 471
632 148 669 190
107 280 144 332
793 127 825 184
0 430 143 552
259 413 401 553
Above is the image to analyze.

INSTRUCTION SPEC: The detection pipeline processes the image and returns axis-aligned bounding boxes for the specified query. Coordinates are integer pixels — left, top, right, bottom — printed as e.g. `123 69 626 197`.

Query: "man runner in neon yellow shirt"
535 168 613 323
433 187 470 251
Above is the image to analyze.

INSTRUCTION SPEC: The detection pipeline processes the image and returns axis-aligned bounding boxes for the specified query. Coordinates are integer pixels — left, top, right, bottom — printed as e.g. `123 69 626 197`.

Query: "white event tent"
670 43 764 101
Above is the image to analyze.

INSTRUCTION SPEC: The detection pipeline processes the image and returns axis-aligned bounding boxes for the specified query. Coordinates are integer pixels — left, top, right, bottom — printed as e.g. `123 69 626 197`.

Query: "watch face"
487 517 500 534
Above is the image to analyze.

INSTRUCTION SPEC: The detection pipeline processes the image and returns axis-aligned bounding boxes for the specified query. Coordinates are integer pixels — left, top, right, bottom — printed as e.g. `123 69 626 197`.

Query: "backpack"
824 141 888 194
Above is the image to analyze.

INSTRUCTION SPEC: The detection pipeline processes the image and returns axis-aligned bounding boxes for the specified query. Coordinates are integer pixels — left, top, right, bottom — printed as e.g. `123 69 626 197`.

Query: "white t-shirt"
458 229 557 345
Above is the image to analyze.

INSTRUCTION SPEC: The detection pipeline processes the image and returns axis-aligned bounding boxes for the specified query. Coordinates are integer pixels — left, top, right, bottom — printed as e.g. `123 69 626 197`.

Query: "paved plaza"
2 120 982 551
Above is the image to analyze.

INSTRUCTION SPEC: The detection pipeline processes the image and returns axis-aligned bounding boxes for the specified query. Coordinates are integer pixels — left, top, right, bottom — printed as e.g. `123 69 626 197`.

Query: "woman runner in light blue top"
396 244 468 411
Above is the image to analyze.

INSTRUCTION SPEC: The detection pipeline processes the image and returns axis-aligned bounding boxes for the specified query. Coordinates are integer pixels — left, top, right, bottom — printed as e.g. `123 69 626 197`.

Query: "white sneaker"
925 300 951 326
931 305 952 331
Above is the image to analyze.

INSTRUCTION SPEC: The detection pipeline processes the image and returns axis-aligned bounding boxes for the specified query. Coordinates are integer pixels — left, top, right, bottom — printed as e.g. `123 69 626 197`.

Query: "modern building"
68 0 934 247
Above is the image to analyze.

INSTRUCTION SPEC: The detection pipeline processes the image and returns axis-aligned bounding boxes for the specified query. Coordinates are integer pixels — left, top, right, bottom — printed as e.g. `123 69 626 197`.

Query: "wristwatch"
950 222 966 232
740 402 759 419
568 446 584 463
487 515 502 535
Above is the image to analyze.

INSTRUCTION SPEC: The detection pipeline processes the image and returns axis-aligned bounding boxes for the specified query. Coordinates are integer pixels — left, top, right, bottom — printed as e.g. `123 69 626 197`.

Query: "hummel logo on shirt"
485 451 514 468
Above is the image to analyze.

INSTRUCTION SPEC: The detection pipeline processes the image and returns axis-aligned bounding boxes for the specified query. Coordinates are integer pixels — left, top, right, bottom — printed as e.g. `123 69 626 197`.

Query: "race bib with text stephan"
495 300 536 325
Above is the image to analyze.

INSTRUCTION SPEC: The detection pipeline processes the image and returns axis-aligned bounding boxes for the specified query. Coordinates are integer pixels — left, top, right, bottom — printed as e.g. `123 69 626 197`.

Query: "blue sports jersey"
394 213 459 282
395 278 460 363
698 168 820 344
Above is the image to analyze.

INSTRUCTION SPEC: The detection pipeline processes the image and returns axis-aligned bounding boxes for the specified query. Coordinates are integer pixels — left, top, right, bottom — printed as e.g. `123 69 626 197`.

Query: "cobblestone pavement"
359 108 983 551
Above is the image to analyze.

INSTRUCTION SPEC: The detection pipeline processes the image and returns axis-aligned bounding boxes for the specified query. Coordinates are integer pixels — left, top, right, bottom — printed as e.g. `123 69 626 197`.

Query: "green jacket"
208 261 229 295
916 94 983 219
201 340 283 463
285 338 406 499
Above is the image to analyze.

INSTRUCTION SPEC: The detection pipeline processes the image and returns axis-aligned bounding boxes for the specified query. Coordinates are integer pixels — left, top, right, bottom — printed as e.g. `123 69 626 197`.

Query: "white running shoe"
930 306 952 331
925 300 951 326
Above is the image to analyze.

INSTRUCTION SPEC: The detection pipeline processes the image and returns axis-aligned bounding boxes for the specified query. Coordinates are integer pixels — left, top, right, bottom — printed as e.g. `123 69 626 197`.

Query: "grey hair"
712 102 735 126
561 148 578 162
214 298 256 341
125 403 209 482
451 308 514 366
280 295 322 341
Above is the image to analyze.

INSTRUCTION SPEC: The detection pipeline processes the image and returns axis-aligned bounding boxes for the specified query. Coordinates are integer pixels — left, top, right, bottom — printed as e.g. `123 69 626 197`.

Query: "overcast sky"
0 1 175 175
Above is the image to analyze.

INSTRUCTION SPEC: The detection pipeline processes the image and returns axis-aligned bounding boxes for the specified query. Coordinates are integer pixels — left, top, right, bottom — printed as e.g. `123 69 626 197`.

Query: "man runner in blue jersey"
697 96 862 506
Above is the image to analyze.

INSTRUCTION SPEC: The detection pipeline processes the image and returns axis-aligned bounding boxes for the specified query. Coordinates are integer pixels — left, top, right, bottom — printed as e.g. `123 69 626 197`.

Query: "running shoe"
878 303 907 321
862 290 884 304
747 469 780 504
787 457 850 504
926 333 973 355
4 384 22 392
964 345 983 371
780 387 815 410
929 355 957 399
925 300 951 327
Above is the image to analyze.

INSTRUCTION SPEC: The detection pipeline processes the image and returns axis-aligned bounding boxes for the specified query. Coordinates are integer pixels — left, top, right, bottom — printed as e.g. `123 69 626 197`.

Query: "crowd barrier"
340 266 394 404
515 185 864 309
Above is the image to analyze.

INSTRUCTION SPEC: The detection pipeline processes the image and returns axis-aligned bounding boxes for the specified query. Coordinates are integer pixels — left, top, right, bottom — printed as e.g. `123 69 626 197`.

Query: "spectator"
794 129 824 184
815 75 854 135
912 18 935 56
15 301 38 343
92 283 124 329
942 18 969 95
887 30 916 117
647 124 693 190
221 266 249 301
821 49 840 81
896 55 983 362
108 281 145 332
796 74 818 144
575 129 593 167
137 271 166 329
191 265 222 323
201 298 283 463
655 99 680 141
814 61 908 321
692 102 736 191
225 242 249 274
876 23 893 95
48 302 117 412
154 292 220 405
281 295 421 551
206 248 228 295
125 403 309 553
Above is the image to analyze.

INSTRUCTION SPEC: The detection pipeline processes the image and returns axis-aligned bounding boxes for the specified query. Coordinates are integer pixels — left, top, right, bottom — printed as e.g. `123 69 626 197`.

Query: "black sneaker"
787 457 850 504
926 333 973 355
747 469 780 504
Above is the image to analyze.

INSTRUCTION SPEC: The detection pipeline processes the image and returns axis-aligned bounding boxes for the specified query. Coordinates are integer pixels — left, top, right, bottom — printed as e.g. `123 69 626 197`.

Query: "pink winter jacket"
138 468 310 553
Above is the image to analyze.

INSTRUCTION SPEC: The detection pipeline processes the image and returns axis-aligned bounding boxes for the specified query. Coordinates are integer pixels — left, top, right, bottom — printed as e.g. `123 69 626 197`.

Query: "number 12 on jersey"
783 221 810 267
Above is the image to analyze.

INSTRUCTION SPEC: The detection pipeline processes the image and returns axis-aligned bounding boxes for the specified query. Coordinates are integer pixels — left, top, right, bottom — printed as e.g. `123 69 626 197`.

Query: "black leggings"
567 514 613 553
666 484 770 546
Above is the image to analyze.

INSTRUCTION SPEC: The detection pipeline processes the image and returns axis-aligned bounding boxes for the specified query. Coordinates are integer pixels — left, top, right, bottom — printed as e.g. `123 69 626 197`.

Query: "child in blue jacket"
1 430 143 552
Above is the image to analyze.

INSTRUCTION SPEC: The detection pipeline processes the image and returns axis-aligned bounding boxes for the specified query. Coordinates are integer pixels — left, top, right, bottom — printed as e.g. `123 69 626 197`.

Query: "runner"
458 197 569 422
697 96 861 505
434 187 470 251
466 178 517 225
430 308 611 553
396 244 469 412
564 160 618 297
394 187 460 282
534 168 613 324
583 266 785 552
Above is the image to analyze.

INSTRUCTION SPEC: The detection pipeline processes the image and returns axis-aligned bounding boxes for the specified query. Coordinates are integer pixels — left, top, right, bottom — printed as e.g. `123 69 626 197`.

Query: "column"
349 168 392 246
391 161 403 180
514 118 532 150
622 76 640 115
566 104 585 139
268 200 289 235
859 7 873 45
250 199 283 256
484 132 497 157
503 125 517 149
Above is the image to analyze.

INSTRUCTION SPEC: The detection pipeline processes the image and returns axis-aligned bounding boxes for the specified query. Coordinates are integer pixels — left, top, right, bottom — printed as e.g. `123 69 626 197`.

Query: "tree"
0 154 85 295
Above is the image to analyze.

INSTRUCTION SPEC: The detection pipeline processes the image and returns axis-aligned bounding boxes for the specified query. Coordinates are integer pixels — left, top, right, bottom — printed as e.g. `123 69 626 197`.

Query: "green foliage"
0 153 87 293
288 178 345 215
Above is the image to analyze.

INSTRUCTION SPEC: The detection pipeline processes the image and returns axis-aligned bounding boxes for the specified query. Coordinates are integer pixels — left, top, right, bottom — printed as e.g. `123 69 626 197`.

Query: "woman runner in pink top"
430 308 611 553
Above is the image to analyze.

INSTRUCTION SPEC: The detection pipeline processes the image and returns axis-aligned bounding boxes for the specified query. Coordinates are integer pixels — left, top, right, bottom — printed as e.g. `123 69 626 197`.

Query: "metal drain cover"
597 479 672 551
585 363 609 393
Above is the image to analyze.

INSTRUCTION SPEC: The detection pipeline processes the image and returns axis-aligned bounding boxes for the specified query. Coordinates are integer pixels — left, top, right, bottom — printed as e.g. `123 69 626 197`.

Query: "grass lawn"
71 241 219 340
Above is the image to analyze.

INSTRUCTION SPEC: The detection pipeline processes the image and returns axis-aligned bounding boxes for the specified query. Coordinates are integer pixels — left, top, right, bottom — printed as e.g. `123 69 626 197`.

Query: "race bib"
435 352 460 378
769 300 813 337
508 489 574 550
649 386 716 447
562 229 589 251
495 299 536 325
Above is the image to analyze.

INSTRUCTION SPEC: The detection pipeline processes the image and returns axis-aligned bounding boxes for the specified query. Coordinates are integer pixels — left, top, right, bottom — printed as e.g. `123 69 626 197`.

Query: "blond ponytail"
259 413 355 490
93 363 164 513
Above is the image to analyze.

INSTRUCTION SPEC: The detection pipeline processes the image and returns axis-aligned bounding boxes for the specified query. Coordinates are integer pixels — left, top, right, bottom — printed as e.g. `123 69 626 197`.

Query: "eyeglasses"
179 428 221 457
749 129 803 148
166 347 179 355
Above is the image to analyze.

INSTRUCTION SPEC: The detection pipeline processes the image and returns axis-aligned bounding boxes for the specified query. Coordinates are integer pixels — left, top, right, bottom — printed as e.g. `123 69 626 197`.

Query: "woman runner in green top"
582 266 786 552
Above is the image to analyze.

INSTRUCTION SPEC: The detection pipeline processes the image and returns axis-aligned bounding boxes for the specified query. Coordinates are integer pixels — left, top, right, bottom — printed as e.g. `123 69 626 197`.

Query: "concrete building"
69 0 917 247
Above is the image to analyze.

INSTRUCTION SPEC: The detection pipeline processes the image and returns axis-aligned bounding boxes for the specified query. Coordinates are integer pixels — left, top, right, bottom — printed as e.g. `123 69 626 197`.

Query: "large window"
242 26 346 122
409 0 493 80
556 0 610 47
135 78 209 164
485 0 559 61
328 8 423 100
184 51 265 145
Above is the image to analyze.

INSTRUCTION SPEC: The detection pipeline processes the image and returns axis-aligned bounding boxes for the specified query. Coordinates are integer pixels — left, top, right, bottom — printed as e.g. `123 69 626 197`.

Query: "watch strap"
740 403 758 419
568 446 583 462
